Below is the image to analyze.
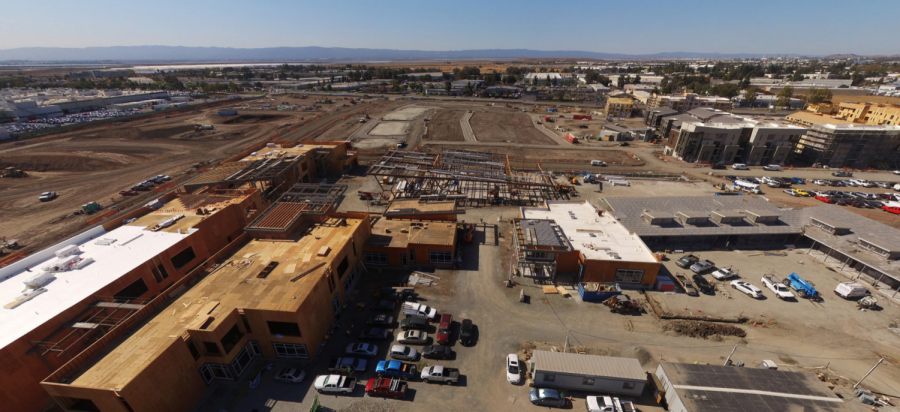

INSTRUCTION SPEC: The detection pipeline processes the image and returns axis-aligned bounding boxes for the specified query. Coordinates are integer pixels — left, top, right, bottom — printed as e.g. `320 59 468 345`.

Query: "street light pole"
854 358 884 389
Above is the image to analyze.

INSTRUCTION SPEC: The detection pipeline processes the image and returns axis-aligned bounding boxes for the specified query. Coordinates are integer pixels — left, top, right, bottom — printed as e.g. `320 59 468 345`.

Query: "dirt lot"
469 112 556 144
425 109 466 141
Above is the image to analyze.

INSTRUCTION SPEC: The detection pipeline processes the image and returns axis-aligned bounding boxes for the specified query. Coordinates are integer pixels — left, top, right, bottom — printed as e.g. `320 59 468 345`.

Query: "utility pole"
854 358 884 388
563 330 569 353
724 345 738 366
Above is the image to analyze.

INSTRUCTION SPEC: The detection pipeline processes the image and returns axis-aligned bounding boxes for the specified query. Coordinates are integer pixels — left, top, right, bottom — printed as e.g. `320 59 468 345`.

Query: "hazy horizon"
1 0 898 56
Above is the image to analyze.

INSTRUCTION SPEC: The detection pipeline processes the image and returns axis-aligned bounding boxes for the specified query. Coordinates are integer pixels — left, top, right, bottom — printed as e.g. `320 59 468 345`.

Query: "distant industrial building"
648 91 733 113
524 73 573 83
731 92 804 109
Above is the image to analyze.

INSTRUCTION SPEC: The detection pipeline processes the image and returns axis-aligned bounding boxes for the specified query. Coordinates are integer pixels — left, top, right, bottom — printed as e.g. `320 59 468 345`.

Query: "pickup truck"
313 374 357 394
376 360 418 380
402 302 437 321
420 365 459 384
365 377 408 398
586 396 636 412
328 357 367 375
834 281 871 299
761 275 795 300
676 254 700 268
675 274 698 296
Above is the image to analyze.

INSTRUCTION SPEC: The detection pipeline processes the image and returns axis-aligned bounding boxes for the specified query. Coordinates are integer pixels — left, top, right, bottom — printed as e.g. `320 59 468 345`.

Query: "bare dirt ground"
469 112 557 144
423 143 642 165
425 109 466 141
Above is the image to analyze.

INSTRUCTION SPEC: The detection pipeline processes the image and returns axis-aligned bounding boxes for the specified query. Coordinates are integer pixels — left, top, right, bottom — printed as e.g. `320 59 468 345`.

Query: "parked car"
529 388 568 407
365 377 407 398
875 182 891 188
795 189 811 197
367 314 394 326
732 163 749 170
154 175 171 181
38 191 58 202
790 177 806 184
783 189 800 197
436 313 452 344
397 330 428 345
400 316 429 331
459 319 474 346
359 327 389 340
812 179 827 186
711 164 726 170
506 354 522 384
376 360 418 380
762 165 782 171
401 302 437 320
690 260 715 273
814 195 834 203
345 343 379 358
420 365 460 384
618 142 629 146
371 300 396 311
328 357 367 374
389 345 418 361
676 254 700 268
832 171 853 177
884 205 900 214
275 368 307 383
711 267 738 281
131 185 150 191
834 281 871 299
396 141 407 148
119 190 139 196
422 344 452 359
314 374 357 394
731 280 763 298
724 175 738 182
761 276 795 300
692 274 715 294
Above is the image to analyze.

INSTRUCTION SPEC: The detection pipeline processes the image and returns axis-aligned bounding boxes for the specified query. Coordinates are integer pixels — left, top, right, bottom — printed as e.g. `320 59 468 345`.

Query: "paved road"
459 111 476 142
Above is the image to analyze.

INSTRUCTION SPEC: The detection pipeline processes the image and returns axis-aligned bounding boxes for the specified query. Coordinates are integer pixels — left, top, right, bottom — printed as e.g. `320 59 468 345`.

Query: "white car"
711 268 738 281
345 343 378 358
506 354 521 384
275 368 307 383
783 189 800 196
397 330 428 345
893 171 900 175
390 345 418 361
812 179 827 186
732 163 749 170
761 276 795 300
731 280 763 298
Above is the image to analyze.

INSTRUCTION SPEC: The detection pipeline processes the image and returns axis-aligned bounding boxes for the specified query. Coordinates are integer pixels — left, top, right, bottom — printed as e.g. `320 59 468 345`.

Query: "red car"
883 206 900 214
119 190 139 196
436 313 452 344
814 195 834 203
365 377 407 398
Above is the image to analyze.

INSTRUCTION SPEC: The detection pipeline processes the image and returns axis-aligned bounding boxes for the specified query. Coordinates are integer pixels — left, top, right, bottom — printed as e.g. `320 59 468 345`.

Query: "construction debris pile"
662 320 746 339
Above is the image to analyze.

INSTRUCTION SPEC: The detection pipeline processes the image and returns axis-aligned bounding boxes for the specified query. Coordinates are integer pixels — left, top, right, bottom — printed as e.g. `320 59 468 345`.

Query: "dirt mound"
70 125 196 140
620 345 652 365
662 320 746 340
0 154 126 172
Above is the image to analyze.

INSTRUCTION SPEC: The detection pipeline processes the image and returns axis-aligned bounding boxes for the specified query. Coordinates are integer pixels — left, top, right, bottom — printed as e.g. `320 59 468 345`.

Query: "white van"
735 180 761 194
732 163 749 170
591 160 607 166
762 164 782 171
834 281 871 299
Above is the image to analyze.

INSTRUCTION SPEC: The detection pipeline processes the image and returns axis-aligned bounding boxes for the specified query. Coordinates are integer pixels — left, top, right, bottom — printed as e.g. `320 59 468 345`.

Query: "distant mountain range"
0 46 812 63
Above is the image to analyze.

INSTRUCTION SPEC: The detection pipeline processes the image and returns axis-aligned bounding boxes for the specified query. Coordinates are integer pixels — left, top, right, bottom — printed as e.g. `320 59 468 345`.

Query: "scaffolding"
511 218 572 283
367 150 564 207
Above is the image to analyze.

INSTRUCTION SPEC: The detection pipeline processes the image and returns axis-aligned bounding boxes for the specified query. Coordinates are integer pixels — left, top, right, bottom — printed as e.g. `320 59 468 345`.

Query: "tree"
531 76 538 86
633 75 641 84
775 86 794 108
743 87 759 107
445 81 451 92
807 87 832 104
617 75 625 89
851 71 865 86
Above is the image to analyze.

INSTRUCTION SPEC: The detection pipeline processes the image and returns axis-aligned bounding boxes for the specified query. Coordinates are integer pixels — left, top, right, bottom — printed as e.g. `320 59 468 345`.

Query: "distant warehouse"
529 350 646 396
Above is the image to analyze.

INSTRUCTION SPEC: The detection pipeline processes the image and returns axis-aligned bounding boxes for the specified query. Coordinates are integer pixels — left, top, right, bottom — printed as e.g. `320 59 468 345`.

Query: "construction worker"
598 181 603 192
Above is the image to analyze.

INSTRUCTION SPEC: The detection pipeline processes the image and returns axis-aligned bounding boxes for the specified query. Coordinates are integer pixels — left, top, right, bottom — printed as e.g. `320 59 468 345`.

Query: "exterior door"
401 254 408 267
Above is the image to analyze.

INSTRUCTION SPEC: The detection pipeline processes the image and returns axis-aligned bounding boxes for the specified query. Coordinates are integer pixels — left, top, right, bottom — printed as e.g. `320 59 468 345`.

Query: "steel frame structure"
367 150 563 206
245 183 347 235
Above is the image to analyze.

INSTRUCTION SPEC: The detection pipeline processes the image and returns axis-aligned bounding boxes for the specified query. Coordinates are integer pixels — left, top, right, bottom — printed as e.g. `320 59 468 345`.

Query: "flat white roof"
0 225 189 349
523 201 657 263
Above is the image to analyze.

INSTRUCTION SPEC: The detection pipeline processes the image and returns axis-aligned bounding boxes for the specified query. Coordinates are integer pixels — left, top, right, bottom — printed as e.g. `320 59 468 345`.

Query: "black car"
358 327 388 340
459 319 474 346
724 175 738 182
711 164 726 170
367 314 394 326
692 274 714 295
832 171 853 177
371 300 396 311
400 316 429 331
675 254 700 269
618 142 630 146
421 344 452 360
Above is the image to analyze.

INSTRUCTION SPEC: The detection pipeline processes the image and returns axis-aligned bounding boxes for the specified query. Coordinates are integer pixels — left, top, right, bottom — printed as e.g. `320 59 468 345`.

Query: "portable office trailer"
529 350 646 396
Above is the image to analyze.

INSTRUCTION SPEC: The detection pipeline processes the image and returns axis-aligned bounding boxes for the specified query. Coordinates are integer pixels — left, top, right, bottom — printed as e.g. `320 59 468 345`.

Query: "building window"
199 364 233 384
220 325 244 355
364 252 388 266
273 342 309 359
859 239 890 257
543 374 556 382
429 251 453 264
186 340 200 360
409 249 416 262
229 341 260 376
623 381 636 390
327 271 336 292
150 263 169 283
343 267 359 292
203 341 221 355
170 246 197 270
583 377 595 386
337 256 349 277
267 321 302 337
526 251 553 260
614 269 645 284
113 278 149 301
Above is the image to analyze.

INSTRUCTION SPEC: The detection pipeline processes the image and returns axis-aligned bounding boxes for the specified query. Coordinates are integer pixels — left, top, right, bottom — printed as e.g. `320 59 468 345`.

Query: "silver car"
690 260 715 273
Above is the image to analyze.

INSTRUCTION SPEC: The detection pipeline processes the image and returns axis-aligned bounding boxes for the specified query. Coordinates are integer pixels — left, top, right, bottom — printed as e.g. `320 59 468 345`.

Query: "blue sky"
1 0 898 55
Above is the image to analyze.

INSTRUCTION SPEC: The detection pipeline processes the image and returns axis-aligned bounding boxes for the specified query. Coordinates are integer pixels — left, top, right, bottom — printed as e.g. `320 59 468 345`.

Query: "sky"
1 0 899 56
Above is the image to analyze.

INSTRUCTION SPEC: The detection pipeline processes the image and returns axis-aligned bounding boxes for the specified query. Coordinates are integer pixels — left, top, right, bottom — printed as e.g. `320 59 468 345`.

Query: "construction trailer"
529 350 646 396
367 150 564 207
